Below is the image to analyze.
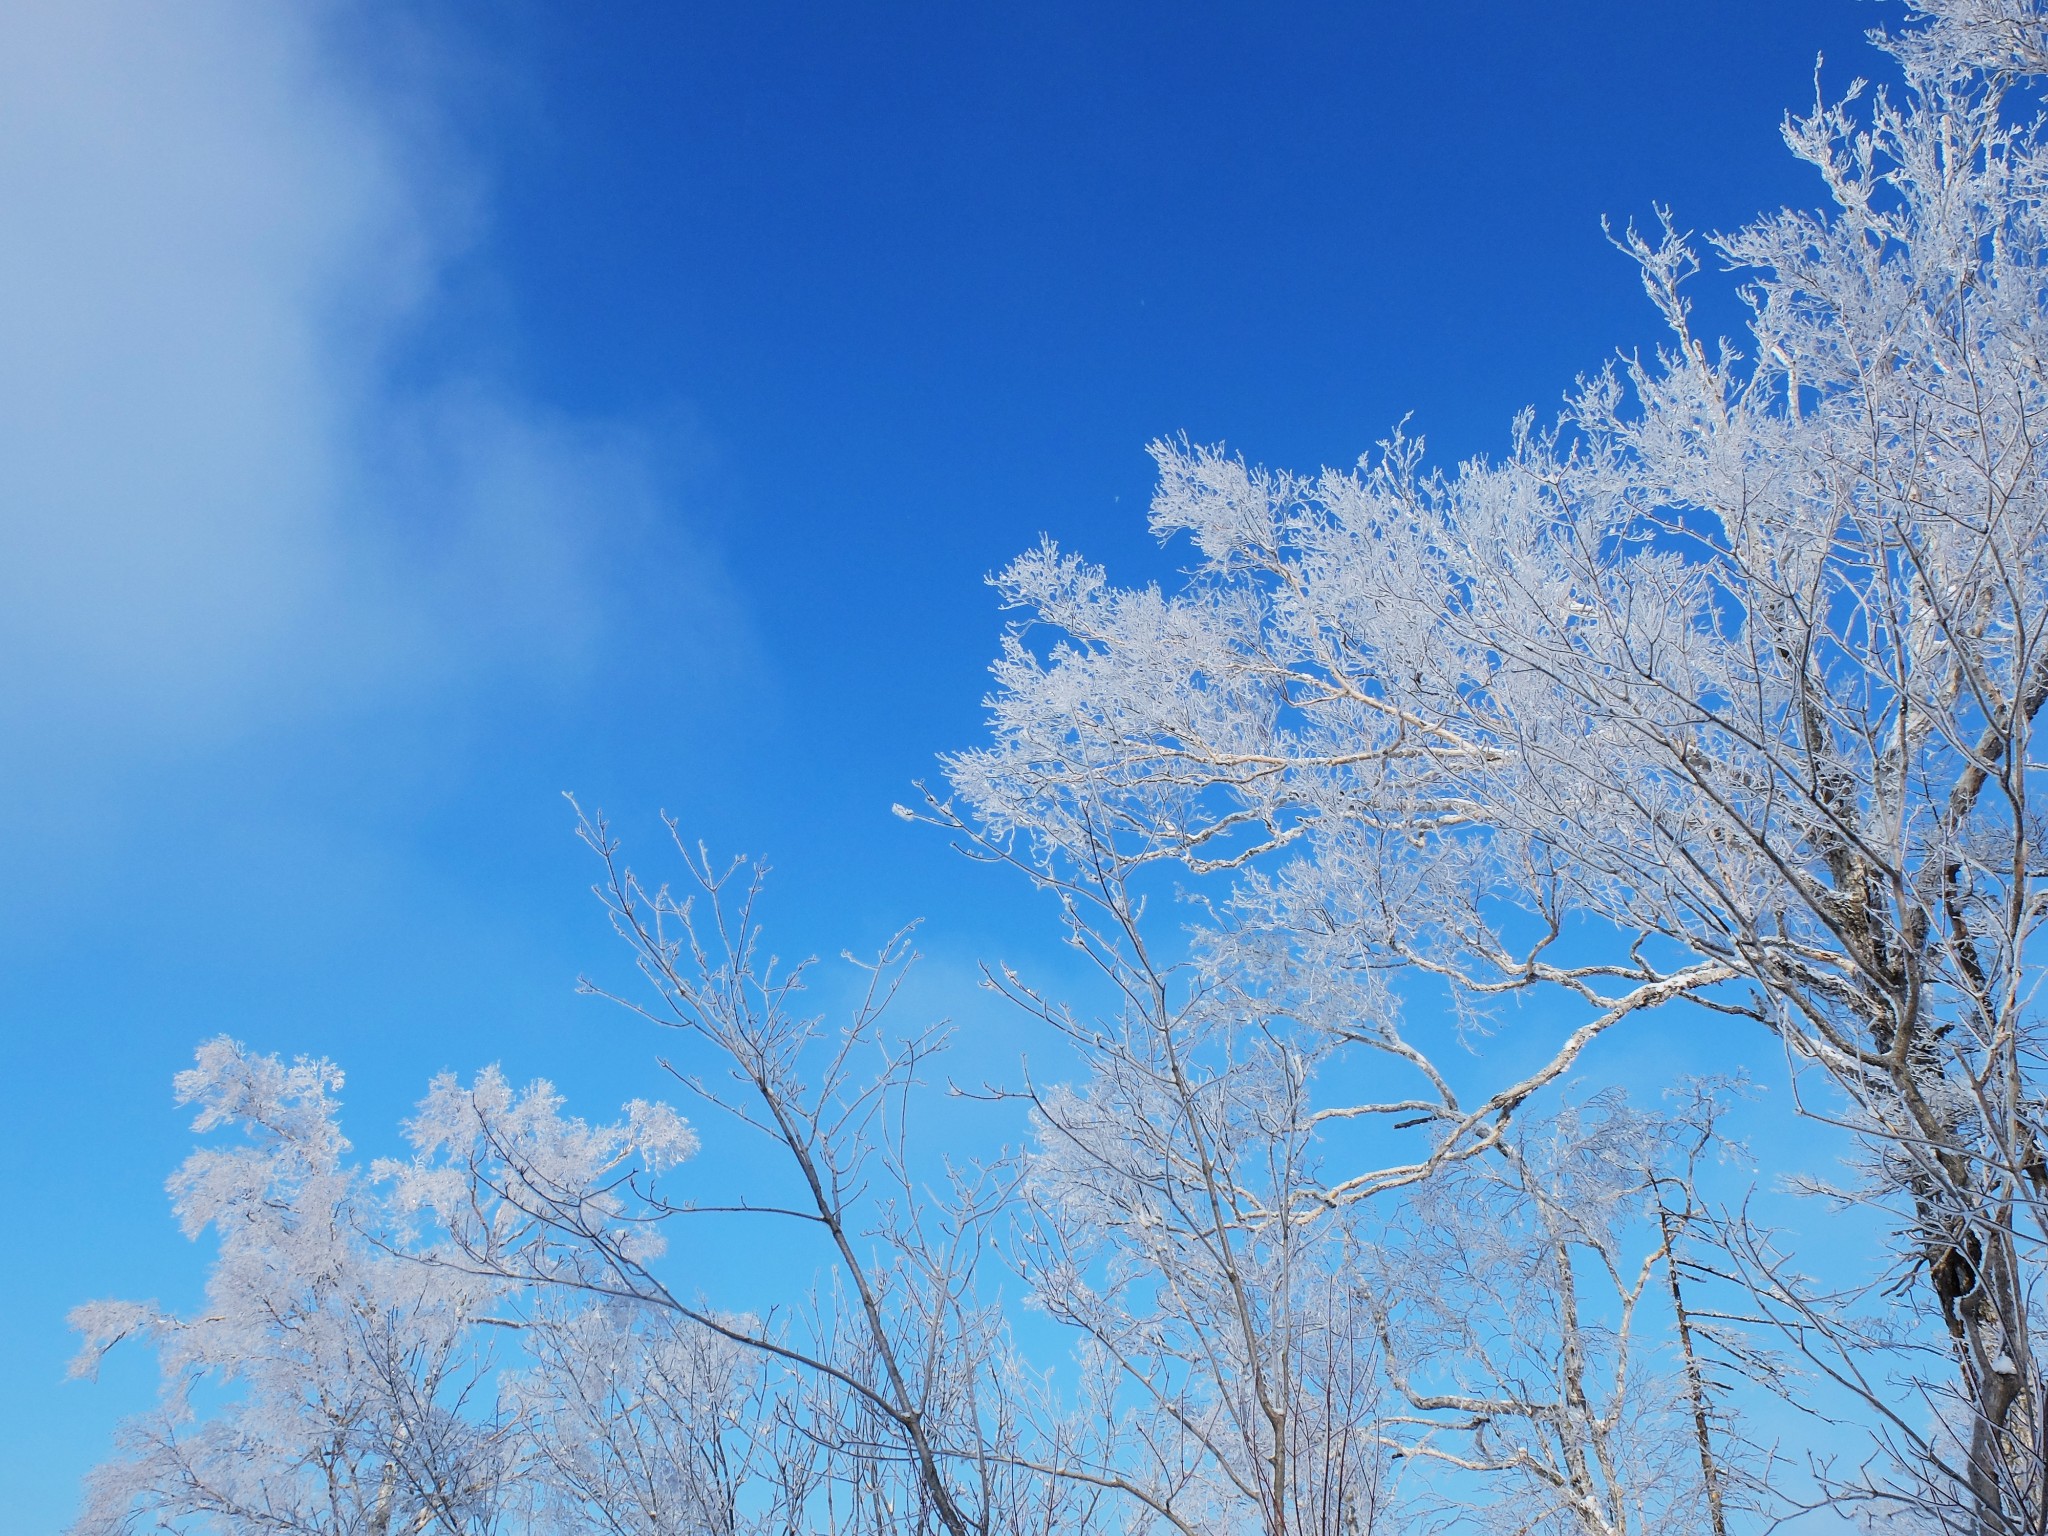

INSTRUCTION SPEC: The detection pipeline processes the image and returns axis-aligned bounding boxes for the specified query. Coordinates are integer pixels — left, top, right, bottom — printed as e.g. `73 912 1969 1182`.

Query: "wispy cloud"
0 2 727 759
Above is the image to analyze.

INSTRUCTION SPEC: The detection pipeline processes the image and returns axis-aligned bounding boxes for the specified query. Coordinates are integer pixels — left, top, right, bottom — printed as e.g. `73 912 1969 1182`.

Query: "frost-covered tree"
66 1039 785 1536
940 0 2048 1528
508 1302 789 1536
1370 1096 1724 1536
68 1040 521 1536
968 879 1719 1536
997 961 1392 1536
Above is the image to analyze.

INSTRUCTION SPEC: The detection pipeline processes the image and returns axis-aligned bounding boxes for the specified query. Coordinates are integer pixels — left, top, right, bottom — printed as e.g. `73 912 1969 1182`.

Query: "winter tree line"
65 1 2048 1531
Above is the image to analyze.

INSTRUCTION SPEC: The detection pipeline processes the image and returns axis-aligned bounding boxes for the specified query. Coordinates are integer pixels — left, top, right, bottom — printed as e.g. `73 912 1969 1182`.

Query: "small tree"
68 1040 520 1536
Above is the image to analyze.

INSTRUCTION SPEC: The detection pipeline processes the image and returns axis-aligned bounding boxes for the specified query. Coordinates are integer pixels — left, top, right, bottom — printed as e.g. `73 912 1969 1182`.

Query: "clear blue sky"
0 2 1880 1528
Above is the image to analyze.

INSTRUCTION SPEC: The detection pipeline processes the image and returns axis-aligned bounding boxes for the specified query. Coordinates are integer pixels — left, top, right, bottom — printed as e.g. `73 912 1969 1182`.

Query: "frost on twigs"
68 1037 714 1536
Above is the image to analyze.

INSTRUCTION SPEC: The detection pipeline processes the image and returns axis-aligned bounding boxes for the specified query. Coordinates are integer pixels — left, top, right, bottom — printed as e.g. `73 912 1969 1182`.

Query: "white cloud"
0 1 722 753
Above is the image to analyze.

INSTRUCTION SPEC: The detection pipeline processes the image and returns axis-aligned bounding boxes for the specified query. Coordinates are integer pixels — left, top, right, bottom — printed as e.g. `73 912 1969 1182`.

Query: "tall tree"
943 1 2048 1527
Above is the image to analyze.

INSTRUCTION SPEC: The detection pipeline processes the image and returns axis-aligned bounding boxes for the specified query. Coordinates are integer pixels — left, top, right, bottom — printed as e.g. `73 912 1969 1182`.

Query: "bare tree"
386 809 1029 1536
509 1300 798 1536
993 957 1391 1536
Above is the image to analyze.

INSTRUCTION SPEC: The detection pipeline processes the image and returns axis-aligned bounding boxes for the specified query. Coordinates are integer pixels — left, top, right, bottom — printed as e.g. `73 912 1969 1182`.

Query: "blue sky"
1 2 1882 1528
